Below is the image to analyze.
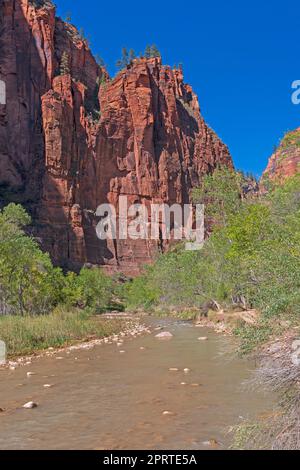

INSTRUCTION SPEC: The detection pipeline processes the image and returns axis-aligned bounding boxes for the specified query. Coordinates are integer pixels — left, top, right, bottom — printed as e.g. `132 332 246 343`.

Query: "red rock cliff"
262 128 300 184
0 0 233 275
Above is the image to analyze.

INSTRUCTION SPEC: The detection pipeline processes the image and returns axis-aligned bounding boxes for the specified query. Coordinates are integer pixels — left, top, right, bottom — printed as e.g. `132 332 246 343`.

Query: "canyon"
0 0 232 275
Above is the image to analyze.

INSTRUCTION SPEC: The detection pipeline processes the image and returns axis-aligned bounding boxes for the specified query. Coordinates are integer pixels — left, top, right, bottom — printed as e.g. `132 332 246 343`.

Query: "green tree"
192 167 244 227
0 204 65 316
63 267 115 312
144 45 152 58
128 48 136 61
116 47 129 70
144 44 161 59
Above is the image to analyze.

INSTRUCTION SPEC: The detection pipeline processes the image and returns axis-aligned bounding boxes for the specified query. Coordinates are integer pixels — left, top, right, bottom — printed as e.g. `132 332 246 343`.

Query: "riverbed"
0 318 271 450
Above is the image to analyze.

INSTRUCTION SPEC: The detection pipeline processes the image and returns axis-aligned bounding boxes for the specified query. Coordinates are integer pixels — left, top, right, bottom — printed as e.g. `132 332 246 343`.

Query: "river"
0 318 271 450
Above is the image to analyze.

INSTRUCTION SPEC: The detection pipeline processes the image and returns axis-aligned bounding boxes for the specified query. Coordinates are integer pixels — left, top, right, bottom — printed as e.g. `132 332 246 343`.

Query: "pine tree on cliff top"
128 49 136 61
116 48 129 70
144 45 152 58
144 44 161 59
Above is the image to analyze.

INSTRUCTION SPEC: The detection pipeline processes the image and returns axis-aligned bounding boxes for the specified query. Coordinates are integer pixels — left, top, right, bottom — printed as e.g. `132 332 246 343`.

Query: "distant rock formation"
262 128 300 184
0 0 233 274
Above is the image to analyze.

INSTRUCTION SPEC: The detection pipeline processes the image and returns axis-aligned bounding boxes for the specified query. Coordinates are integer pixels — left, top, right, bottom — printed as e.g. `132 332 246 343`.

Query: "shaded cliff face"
263 128 300 184
0 0 233 275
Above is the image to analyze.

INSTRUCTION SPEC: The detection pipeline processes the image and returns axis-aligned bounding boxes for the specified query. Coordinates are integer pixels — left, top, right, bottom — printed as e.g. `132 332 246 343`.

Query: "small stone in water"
184 368 190 373
23 401 38 409
155 332 173 340
27 372 36 377
162 411 174 416
169 368 179 372
198 337 208 341
43 384 53 388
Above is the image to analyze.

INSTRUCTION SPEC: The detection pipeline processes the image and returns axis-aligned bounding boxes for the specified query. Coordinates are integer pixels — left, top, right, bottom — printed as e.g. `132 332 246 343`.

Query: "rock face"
263 128 300 183
0 0 233 275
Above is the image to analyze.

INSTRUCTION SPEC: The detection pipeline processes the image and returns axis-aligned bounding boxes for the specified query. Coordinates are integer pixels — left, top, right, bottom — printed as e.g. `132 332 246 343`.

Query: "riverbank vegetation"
124 169 300 449
0 203 122 356
0 309 125 357
124 169 300 354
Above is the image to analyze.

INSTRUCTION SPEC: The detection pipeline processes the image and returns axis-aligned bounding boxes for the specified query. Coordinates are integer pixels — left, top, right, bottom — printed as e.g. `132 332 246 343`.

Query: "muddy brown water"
0 318 271 450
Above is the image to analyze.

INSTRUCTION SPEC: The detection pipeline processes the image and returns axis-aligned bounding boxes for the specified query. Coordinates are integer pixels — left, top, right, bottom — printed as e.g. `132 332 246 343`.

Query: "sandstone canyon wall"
0 0 233 275
262 128 300 184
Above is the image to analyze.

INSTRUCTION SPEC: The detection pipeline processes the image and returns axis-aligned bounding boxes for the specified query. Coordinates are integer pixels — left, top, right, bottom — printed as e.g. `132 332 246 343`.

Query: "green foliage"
192 167 243 227
63 267 115 313
144 44 161 59
0 204 116 317
280 129 300 149
124 170 300 351
0 309 126 357
0 204 65 316
124 266 160 309
2 203 31 227
116 48 136 70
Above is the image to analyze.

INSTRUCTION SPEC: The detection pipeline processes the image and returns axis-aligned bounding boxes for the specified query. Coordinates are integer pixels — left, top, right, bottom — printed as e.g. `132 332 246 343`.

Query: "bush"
0 204 65 316
124 171 300 351
63 267 115 313
0 204 116 317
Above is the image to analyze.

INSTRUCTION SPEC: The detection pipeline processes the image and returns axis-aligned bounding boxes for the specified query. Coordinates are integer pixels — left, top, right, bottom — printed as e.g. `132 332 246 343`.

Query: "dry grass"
233 332 300 450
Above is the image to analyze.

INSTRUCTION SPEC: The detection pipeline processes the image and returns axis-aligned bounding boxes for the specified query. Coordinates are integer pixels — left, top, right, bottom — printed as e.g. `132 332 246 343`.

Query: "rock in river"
155 332 173 340
23 402 38 409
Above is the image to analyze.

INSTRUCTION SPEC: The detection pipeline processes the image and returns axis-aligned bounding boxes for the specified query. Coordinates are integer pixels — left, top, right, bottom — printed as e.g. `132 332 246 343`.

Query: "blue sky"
55 0 300 177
